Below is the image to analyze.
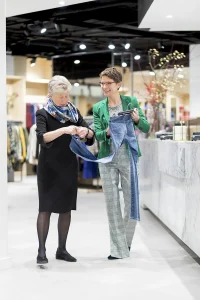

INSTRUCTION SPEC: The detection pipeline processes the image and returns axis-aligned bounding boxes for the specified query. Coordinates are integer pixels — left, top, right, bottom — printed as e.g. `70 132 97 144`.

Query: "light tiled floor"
2 176 200 300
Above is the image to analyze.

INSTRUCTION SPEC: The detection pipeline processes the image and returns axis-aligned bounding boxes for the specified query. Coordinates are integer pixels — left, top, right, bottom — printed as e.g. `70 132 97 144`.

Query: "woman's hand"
131 108 140 124
63 125 78 135
106 127 110 137
76 126 89 139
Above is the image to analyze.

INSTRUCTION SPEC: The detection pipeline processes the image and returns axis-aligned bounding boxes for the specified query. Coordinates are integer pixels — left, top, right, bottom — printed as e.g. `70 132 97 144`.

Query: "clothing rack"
7 120 23 125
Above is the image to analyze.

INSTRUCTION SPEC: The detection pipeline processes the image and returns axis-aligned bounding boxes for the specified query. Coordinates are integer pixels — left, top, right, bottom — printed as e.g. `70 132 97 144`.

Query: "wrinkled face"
50 90 69 107
100 75 121 97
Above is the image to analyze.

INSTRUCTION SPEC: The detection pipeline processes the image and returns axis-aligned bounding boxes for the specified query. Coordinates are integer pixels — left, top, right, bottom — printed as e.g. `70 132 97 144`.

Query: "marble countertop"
139 139 200 179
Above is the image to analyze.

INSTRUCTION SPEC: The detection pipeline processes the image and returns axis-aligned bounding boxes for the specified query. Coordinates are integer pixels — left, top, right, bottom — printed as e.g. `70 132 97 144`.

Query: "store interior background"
1 0 200 276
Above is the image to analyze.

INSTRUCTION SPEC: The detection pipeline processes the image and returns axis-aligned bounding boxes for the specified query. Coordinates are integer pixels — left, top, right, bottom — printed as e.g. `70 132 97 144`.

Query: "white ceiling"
6 0 95 17
139 0 200 31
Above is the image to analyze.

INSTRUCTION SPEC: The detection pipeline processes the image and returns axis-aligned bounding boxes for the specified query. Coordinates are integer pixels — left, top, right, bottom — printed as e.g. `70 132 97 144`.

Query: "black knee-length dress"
36 108 93 213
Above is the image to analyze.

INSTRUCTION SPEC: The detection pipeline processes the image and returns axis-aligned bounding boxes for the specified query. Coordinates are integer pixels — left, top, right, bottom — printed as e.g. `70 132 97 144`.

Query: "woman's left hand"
131 108 140 124
76 127 89 139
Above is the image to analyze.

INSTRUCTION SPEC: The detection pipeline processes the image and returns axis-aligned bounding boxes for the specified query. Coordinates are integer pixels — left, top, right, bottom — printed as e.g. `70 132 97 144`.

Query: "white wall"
190 45 200 118
0 0 12 269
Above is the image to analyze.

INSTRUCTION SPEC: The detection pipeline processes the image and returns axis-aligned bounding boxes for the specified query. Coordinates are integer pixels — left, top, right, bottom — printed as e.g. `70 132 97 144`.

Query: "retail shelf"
6 75 24 84
26 78 49 84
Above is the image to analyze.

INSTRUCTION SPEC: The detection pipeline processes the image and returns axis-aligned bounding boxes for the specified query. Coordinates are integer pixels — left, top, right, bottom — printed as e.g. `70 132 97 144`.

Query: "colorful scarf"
44 97 79 123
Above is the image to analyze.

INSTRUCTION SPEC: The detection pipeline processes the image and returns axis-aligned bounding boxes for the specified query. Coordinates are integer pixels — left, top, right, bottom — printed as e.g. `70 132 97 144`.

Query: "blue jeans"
70 114 139 220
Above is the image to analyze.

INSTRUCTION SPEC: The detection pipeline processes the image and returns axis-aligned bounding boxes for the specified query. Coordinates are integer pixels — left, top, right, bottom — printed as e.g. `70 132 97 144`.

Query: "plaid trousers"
99 145 137 258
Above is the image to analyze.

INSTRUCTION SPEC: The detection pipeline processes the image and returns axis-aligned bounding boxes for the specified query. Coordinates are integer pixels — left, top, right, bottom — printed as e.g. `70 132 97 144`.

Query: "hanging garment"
27 124 39 165
70 114 139 220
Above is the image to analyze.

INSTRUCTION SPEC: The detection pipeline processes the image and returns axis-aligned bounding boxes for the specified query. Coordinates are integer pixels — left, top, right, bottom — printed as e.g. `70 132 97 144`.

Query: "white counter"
139 139 200 257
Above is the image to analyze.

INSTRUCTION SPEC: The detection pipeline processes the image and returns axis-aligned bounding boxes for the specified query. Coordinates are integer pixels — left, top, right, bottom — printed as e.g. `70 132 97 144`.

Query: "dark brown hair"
99 67 122 83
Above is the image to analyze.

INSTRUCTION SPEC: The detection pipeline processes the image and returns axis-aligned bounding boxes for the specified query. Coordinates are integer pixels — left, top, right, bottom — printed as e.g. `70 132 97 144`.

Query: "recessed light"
124 43 130 50
122 62 127 68
79 44 86 50
59 1 65 5
74 82 79 87
41 28 46 34
108 44 115 50
134 55 140 60
74 60 80 64
166 15 173 18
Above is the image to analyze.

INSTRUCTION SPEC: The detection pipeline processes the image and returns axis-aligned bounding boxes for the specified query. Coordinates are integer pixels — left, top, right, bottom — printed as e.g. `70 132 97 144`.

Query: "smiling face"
50 90 69 107
100 75 121 97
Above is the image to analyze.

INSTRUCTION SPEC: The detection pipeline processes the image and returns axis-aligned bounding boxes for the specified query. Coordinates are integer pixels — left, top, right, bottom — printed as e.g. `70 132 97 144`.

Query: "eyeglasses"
99 81 115 87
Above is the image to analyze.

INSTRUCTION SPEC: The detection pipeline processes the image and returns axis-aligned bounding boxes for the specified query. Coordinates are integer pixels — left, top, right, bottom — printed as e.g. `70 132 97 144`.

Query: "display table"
139 139 200 257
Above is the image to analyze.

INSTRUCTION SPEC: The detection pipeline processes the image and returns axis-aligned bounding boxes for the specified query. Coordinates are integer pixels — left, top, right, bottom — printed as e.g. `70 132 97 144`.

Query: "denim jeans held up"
69 114 140 221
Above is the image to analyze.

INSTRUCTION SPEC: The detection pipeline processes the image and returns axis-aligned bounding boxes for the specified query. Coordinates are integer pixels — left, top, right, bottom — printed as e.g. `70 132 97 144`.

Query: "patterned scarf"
44 97 79 123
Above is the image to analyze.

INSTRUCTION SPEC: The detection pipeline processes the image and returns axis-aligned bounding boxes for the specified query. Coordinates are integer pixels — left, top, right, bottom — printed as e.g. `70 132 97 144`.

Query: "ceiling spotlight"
166 15 173 18
54 23 61 33
149 71 155 76
74 60 80 64
30 58 36 67
157 42 165 49
74 82 79 87
134 55 141 60
108 44 115 50
41 27 47 34
79 44 86 50
122 62 127 68
59 1 65 5
124 43 130 50
24 29 30 36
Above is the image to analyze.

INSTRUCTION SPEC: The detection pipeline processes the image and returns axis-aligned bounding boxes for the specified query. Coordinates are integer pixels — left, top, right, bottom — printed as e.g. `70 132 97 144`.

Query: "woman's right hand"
62 125 78 135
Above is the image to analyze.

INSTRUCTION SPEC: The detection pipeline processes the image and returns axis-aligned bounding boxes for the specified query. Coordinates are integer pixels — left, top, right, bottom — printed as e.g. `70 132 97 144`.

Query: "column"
0 0 12 269
190 45 200 118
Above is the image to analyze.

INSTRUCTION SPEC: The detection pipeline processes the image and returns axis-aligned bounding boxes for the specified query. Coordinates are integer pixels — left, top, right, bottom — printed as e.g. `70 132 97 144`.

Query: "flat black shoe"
37 254 48 264
107 255 120 260
56 251 77 262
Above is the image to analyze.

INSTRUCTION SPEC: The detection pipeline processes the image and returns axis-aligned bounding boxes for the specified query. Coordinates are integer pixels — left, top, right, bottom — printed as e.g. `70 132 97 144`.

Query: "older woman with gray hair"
36 75 94 265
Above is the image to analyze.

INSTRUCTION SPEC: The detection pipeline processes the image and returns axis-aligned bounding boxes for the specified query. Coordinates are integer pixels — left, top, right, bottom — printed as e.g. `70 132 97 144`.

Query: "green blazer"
93 95 150 159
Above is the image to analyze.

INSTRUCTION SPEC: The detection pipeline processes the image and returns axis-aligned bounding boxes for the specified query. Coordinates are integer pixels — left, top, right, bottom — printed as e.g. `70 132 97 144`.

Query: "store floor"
2 176 200 300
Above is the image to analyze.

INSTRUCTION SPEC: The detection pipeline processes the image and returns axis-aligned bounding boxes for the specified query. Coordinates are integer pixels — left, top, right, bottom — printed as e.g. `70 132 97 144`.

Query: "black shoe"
37 254 48 264
107 255 120 260
56 250 77 262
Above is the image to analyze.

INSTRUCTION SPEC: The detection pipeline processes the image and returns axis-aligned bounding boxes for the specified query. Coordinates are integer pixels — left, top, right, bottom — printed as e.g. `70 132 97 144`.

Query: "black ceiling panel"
6 0 199 80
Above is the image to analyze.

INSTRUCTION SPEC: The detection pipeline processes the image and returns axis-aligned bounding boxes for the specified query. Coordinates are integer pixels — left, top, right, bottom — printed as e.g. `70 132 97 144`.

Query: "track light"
134 55 141 60
79 44 86 50
41 27 47 34
122 62 127 68
124 43 130 50
157 42 164 49
108 44 115 50
24 29 30 36
30 58 36 67
54 23 61 33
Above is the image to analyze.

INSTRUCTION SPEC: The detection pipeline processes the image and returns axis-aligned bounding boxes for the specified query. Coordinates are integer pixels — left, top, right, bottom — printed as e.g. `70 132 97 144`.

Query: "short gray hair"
48 75 72 94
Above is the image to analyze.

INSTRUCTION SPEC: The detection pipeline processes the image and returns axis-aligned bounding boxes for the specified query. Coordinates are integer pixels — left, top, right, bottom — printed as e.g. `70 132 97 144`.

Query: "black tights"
37 211 71 256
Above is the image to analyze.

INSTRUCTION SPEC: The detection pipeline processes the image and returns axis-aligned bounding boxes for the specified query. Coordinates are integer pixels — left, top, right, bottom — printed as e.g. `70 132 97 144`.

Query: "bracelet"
85 128 90 138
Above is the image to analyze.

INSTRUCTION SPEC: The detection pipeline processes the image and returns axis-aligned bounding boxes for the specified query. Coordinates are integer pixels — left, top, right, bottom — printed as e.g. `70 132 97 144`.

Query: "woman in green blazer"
93 67 150 259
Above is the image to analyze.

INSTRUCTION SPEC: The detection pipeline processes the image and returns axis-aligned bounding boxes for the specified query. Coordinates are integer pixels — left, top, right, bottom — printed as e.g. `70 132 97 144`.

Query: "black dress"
36 108 94 213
